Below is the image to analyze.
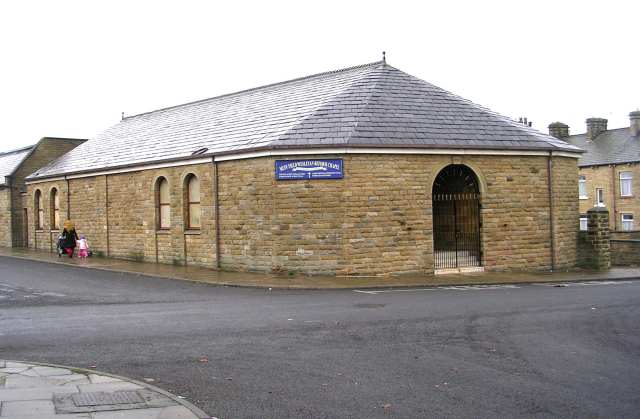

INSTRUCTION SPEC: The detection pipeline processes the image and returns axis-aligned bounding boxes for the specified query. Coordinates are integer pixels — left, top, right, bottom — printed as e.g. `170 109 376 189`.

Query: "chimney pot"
630 110 640 137
586 117 608 140
548 122 570 139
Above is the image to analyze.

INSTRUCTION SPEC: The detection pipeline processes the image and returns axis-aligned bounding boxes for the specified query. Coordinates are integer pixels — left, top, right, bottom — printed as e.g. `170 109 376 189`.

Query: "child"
77 235 90 258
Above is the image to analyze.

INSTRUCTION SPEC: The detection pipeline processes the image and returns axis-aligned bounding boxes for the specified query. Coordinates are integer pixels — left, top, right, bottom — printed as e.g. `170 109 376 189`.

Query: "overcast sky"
1 0 638 151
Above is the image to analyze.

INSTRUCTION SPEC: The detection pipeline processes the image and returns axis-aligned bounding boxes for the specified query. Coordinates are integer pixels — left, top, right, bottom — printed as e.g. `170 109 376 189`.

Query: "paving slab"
1 399 55 416
4 374 89 388
1 246 640 289
3 415 91 419
0 386 79 402
0 360 211 418
88 374 125 384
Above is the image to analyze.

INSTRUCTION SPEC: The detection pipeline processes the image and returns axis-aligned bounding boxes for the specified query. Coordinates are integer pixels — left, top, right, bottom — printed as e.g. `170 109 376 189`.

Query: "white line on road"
533 280 635 287
353 284 520 294
353 280 637 295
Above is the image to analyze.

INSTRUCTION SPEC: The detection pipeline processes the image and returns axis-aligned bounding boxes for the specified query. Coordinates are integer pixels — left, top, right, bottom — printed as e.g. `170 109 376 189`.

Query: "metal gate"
432 165 481 270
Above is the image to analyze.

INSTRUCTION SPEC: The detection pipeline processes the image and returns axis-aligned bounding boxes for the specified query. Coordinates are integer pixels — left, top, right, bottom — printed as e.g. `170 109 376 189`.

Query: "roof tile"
31 61 581 179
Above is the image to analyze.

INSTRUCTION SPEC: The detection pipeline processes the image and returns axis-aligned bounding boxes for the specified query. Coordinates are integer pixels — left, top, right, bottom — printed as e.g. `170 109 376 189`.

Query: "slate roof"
30 61 581 180
563 128 640 167
0 146 34 186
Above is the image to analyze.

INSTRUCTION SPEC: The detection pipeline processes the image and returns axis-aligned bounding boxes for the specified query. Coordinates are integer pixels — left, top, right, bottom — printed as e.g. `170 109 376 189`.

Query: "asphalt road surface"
1 257 639 419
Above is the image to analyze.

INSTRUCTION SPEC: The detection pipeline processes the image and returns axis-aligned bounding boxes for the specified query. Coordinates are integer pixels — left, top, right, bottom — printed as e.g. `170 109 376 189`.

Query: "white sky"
1 0 638 150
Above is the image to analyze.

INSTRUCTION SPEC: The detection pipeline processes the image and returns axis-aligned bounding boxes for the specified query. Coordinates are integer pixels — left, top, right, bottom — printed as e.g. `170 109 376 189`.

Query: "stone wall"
552 157 579 269
0 188 11 247
611 240 640 266
6 138 85 248
218 154 577 275
27 154 579 275
579 162 640 231
27 163 216 266
577 207 611 270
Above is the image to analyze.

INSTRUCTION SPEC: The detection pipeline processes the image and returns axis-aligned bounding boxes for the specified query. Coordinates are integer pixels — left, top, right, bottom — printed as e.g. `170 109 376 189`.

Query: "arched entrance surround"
431 164 482 270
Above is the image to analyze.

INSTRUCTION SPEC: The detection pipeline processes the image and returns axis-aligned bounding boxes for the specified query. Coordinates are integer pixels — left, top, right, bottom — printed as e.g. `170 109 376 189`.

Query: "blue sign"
275 159 343 180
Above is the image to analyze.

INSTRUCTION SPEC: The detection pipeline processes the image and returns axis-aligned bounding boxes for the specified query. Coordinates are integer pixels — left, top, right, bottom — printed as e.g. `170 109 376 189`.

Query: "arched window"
185 175 201 229
156 177 170 229
35 190 44 230
50 188 60 229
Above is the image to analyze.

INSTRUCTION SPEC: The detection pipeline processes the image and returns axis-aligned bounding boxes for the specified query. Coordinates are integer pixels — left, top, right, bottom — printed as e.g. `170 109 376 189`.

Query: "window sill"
35 229 44 232
620 195 634 199
184 230 201 235
579 196 588 200
155 230 171 235
50 229 60 233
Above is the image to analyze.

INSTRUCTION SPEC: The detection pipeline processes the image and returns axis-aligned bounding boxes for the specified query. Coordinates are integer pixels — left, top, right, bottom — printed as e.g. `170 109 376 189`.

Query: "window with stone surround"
620 172 632 197
596 188 605 207
578 175 587 199
35 190 44 230
156 177 171 230
622 213 634 231
185 174 201 229
50 188 60 230
579 215 588 231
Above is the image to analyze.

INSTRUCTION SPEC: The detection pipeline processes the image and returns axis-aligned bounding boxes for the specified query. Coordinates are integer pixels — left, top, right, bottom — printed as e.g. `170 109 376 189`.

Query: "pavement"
0 360 211 419
2 257 640 418
1 247 639 289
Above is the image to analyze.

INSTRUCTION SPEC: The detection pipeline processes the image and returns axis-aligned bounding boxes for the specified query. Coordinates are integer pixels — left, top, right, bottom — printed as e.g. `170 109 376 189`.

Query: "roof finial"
121 111 125 121
382 51 386 64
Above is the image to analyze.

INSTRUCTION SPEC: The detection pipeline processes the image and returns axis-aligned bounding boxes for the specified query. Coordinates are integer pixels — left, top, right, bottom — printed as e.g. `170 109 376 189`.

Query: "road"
1 256 639 418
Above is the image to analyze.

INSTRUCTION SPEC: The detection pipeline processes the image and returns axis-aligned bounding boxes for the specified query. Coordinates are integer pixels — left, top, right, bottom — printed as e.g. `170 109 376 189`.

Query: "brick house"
25 61 582 276
549 111 640 233
0 137 86 248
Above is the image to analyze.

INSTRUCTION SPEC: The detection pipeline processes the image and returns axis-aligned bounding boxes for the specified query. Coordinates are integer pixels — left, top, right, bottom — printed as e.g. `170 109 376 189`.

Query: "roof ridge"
0 145 34 157
375 68 576 150
273 63 387 145
567 126 630 138
124 61 385 120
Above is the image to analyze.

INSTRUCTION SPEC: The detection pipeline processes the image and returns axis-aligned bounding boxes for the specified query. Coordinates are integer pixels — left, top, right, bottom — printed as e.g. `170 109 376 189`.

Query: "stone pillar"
586 207 610 270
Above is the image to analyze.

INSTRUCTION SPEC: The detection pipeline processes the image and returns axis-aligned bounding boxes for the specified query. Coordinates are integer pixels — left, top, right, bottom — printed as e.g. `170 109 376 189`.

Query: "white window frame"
621 213 634 231
579 216 588 231
578 175 587 199
619 172 633 197
595 188 605 207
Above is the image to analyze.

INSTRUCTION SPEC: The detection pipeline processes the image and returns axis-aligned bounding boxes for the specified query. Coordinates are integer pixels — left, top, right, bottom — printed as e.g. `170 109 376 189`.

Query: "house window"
621 214 634 231
35 190 44 230
50 188 60 230
185 174 201 229
620 172 632 197
578 175 587 199
156 177 171 229
579 215 588 231
596 188 605 207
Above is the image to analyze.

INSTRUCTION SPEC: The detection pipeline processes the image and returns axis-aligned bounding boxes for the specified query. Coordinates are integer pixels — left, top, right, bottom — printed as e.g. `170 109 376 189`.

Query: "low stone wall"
611 239 640 266
610 231 640 240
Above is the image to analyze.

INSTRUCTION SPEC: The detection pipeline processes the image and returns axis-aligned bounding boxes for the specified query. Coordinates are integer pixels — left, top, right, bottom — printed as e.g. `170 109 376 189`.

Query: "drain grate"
72 391 144 407
54 388 176 413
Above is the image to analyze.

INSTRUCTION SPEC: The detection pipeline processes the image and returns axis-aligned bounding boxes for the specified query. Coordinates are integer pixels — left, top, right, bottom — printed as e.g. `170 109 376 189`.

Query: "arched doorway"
432 164 482 270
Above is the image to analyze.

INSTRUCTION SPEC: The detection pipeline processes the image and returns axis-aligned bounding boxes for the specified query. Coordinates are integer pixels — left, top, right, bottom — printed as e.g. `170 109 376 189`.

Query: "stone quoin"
23 61 583 276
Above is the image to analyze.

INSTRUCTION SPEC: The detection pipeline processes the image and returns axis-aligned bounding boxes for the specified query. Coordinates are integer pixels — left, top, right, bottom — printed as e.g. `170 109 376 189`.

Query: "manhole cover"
72 391 144 407
54 388 176 413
